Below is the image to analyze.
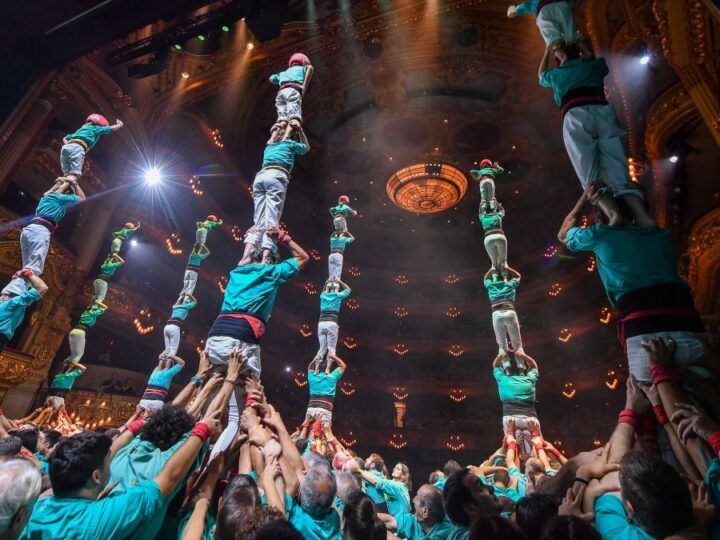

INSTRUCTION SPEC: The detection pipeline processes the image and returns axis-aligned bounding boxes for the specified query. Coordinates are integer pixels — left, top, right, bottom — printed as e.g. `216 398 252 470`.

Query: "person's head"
342 491 387 540
289 52 311 67
493 469 510 488
0 459 42 538
470 515 526 540
216 474 263 540
294 436 308 454
302 451 331 472
15 428 38 454
515 494 560 539
335 471 361 505
443 460 462 477
443 468 501 527
391 462 411 489
479 158 493 168
338 195 350 205
619 451 693 537
37 429 62 456
300 466 336 516
139 404 194 451
0 438 22 464
524 458 544 479
48 431 112 496
254 519 304 539
428 470 444 485
413 484 445 528
365 453 385 475
539 516 601 540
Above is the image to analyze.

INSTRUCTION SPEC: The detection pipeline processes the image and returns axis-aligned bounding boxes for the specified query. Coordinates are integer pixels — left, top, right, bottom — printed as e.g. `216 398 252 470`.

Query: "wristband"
191 376 203 385
573 477 589 486
277 232 292 245
302 421 311 428
652 404 668 425
128 418 145 436
20 269 34 278
191 422 211 443
224 378 237 386
507 441 518 452
709 432 720 455
618 408 639 428
245 396 258 408
651 364 679 385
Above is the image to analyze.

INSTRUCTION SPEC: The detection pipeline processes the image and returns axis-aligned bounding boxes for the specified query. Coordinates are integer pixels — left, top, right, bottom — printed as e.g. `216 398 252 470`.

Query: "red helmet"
124 222 135 229
86 114 109 126
207 214 218 222
479 158 493 168
288 53 310 67
338 195 350 204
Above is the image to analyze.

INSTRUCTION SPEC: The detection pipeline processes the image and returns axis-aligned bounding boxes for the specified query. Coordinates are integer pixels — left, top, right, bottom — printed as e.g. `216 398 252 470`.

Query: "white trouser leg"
196 227 208 245
93 279 108 302
205 336 262 379
328 253 344 280
210 391 240 459
484 233 507 270
316 321 330 358
479 179 495 205
252 169 289 252
183 269 198 295
625 331 704 382
333 216 347 232
3 224 51 296
492 309 524 354
276 87 303 122
163 324 181 357
67 328 87 362
535 1 576 45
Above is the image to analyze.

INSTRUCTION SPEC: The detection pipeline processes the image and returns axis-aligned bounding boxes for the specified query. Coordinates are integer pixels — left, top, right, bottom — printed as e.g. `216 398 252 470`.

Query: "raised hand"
558 485 593 521
671 403 720 444
625 375 651 414
641 336 677 367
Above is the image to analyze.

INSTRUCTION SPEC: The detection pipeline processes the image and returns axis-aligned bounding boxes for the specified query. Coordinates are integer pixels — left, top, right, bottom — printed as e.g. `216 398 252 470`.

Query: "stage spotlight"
247 42 255 50
144 168 163 185
285 366 291 373
639 54 650 65
130 239 138 247
181 71 189 79
669 155 679 163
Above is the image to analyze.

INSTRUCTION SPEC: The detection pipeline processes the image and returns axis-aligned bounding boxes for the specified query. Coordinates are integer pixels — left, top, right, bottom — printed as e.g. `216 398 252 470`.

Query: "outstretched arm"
302 65 314 93
483 268 493 281
492 353 506 368
69 179 86 201
506 267 521 281
26 273 49 295
539 41 556 77
285 238 309 269
558 191 588 244
109 119 123 132
335 356 347 372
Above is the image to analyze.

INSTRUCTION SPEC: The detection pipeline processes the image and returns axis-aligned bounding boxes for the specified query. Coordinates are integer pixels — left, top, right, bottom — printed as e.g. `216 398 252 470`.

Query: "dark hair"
139 404 194 451
343 491 387 540
17 427 38 453
539 516 601 540
216 475 262 540
443 460 462 477
366 453 385 472
41 429 62 449
471 515 526 540
294 436 307 454
493 469 510 487
443 468 473 527
0 436 22 459
218 506 283 540
49 431 111 495
619 451 693 537
516 494 560 539
254 519 303 539
418 484 445 525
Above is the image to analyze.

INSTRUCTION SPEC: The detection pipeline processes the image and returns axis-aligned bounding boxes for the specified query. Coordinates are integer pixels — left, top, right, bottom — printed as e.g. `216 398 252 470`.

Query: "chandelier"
386 161 468 214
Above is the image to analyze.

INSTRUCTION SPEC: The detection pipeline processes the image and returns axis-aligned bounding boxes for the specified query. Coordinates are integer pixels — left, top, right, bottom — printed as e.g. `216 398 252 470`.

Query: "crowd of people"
0 4 718 539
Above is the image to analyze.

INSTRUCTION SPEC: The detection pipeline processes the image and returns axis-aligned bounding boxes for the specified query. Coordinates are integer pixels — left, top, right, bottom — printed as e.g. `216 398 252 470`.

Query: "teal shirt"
79 305 105 327
20 480 164 540
446 525 470 540
329 235 354 251
269 65 308 86
470 166 504 180
287 498 341 540
100 259 122 277
50 369 83 391
484 278 519 304
330 203 355 217
262 139 309 172
493 367 538 402
363 470 387 506
0 288 41 339
377 478 411 517
433 477 446 491
34 452 49 474
395 514 455 540
480 210 504 231
147 363 183 389
508 466 529 497
308 367 343 398
222 259 300 321
539 57 609 106
35 193 79 223
565 225 685 307
65 123 112 150
187 251 210 267
170 299 197 320
319 289 351 314
493 484 522 503
594 494 655 540
178 509 215 540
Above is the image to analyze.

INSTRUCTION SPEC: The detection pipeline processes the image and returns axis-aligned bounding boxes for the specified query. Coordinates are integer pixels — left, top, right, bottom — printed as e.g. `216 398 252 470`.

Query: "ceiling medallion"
386 161 468 214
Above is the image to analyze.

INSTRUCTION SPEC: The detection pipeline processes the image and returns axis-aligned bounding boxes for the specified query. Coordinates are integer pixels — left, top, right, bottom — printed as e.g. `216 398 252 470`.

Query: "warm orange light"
449 345 464 357
346 298 359 310
348 266 361 277
605 370 618 390
386 162 468 214
339 433 357 447
548 283 563 297
558 328 573 343
544 246 557 259
218 275 228 293
446 307 461 318
395 274 409 285
340 381 355 396
304 283 317 295
393 343 409 356
310 249 321 261
294 372 308 387
562 382 576 399
445 274 460 284
392 386 408 400
231 225 243 242
394 306 408 318
450 388 467 402
343 336 357 349
165 233 183 255
299 324 312 338
587 256 596 272
600 307 612 324
446 434 465 451
389 433 407 449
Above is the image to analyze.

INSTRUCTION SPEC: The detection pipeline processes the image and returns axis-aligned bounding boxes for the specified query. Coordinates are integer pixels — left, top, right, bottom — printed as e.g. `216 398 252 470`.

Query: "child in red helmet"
194 214 223 255
269 53 314 127
470 159 504 213
330 195 357 233
58 114 123 184
111 222 139 254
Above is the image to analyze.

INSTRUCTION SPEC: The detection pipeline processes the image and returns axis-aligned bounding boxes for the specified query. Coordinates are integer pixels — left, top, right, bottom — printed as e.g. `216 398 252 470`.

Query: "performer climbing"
21 360 87 427
330 195 357 233
194 214 222 255
0 271 48 353
470 159 504 212
111 222 139 254
314 277 352 374
507 0 592 55
58 114 123 183
484 266 524 355
138 355 185 412
305 355 347 433
92 254 124 304
328 230 354 281
64 301 107 365
269 52 314 126
182 247 210 296
162 293 197 358
2 179 84 296
240 122 309 266
539 41 656 228
480 200 508 277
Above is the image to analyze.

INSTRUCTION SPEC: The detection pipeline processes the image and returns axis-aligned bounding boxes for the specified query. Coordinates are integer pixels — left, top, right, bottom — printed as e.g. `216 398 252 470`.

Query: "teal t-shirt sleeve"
338 288 351 299
331 367 343 383
8 288 42 309
594 494 652 540
565 226 596 252
394 512 420 539
377 478 405 502
493 366 504 382
273 258 300 283
527 369 539 383
167 363 183 377
705 458 720 507
289 140 309 155
514 1 534 16
508 278 519 289
94 480 164 537
56 193 80 206
508 466 520 478
484 278 492 289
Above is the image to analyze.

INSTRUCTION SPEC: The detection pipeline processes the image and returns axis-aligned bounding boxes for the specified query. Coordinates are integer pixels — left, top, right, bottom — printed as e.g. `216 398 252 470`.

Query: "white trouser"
502 415 541 455
536 1 576 45
205 336 261 379
60 142 85 176
626 331 704 382
196 227 208 245
484 233 507 270
210 391 240 459
183 269 198 295
163 323 181 358
2 223 51 296
316 321 339 358
492 309 524 354
245 168 289 252
48 396 65 409
333 216 347 232
306 406 333 425
138 399 164 412
275 87 303 122
479 179 495 206
328 253 344 280
67 328 86 363
93 278 108 303
563 105 644 199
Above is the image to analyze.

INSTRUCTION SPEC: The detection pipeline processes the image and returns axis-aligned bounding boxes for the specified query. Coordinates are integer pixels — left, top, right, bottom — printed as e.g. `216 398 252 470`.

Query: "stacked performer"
138 355 185 413
470 159 504 213
58 113 123 184
480 199 508 278
330 195 357 233
0 271 49 353
21 360 87 429
484 266 523 355
313 278 352 375
269 52 314 128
